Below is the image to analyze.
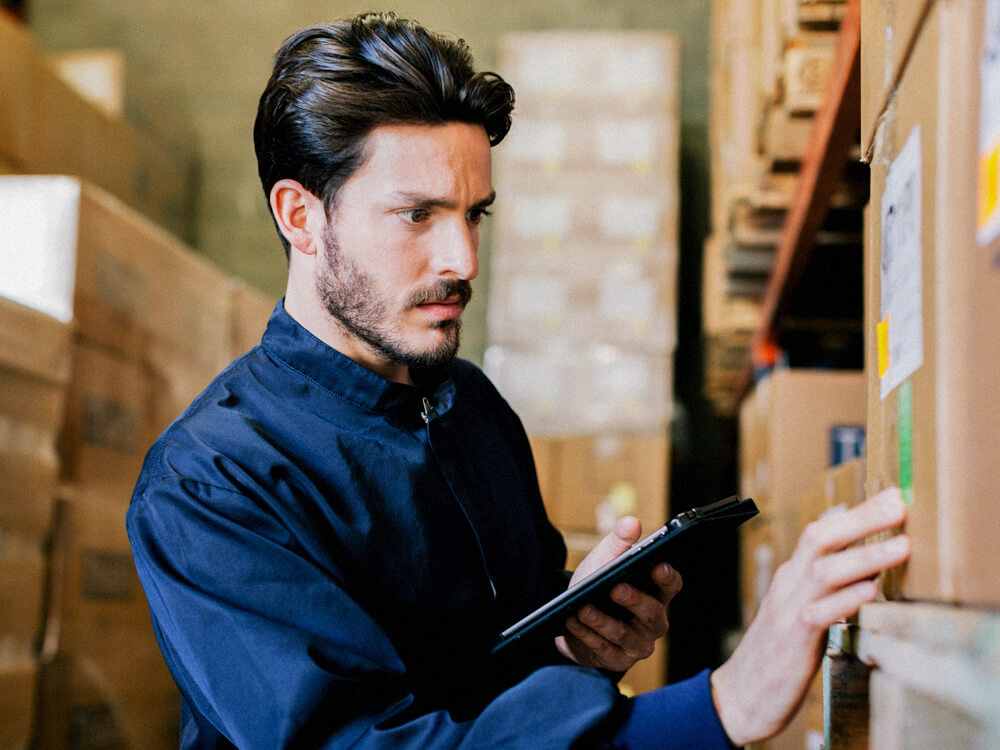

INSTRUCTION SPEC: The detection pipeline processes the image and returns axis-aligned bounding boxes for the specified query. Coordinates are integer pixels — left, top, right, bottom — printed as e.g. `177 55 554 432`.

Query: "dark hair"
254 12 515 256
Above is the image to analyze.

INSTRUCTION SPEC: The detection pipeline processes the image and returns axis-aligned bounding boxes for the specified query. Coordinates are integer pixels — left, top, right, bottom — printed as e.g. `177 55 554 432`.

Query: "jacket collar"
260 299 456 419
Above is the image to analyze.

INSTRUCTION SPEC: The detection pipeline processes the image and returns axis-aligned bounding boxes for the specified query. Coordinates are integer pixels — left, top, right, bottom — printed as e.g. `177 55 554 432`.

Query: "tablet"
492 495 758 656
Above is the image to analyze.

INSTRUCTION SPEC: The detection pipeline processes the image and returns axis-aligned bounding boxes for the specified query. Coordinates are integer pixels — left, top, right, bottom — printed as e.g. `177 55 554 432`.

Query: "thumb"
572 516 642 583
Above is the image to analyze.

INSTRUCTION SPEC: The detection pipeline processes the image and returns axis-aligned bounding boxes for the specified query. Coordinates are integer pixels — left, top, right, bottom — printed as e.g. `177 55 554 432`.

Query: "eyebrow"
390 190 496 210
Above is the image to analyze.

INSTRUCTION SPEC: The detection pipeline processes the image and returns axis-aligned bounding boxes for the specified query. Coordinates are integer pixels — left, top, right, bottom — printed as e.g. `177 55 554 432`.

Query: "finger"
649 562 683 602
563 616 634 670
800 579 880 628
593 516 642 561
809 534 911 593
608 583 669 635
798 488 906 556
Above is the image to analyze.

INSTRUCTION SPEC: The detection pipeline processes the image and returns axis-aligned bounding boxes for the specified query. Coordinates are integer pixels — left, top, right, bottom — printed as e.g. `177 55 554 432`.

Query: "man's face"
315 122 494 381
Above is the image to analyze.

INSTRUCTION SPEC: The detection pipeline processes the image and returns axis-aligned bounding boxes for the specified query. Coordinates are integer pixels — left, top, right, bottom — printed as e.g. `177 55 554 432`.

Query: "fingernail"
614 585 632 603
887 534 910 554
660 563 673 579
879 488 905 514
581 606 598 623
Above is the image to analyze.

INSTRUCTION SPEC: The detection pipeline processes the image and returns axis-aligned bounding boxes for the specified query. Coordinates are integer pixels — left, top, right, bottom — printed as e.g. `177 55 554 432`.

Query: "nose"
433 219 479 281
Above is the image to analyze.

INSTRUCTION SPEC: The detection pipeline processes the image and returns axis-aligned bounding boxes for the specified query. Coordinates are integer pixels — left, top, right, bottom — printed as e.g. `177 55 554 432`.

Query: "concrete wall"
26 0 709 366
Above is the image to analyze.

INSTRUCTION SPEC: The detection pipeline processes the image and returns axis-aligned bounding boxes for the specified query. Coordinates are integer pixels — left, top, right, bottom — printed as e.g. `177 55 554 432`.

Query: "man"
127 12 910 748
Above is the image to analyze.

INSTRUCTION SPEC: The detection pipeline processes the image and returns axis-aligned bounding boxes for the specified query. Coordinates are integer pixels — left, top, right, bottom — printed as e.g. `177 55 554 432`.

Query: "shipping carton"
499 31 679 120
0 297 70 538
229 280 276 360
58 339 156 491
860 0 934 156
738 368 866 515
549 432 670 535
34 489 180 749
0 15 193 236
0 658 39 750
866 0 1000 605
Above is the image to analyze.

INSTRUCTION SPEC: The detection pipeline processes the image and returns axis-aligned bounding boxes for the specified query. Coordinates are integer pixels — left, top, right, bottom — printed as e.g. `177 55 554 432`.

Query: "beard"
316 225 472 371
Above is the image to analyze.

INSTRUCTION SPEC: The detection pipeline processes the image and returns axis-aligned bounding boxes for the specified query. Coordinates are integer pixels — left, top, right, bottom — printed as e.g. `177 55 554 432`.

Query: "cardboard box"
58 339 156 490
499 31 679 119
35 650 180 750
738 369 867 515
488 249 677 353
0 14 35 170
801 456 867 525
229 280 275 360
35 491 181 750
48 490 153 652
0 15 193 237
0 539 48 651
484 344 674 435
492 170 677 249
538 432 670 535
782 31 838 114
867 0 1000 606
860 602 1000 747
0 176 233 451
496 114 679 181
860 0 934 156
0 658 39 750
0 297 70 538
739 509 801 626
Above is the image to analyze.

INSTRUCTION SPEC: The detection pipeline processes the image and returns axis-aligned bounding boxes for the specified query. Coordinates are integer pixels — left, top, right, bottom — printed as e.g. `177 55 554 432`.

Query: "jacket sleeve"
127 476 630 749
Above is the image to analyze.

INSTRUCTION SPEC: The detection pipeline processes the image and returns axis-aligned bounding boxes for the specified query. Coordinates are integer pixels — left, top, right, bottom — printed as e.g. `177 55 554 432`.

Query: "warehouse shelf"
735 0 862 402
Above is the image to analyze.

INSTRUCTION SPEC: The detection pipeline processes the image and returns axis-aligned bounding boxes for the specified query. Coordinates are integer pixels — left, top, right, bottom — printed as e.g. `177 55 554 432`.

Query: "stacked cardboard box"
738 369 866 625
863 0 1000 607
0 14 194 239
0 175 277 748
0 297 71 750
704 0 864 414
859 602 1000 747
486 31 680 694
486 31 679 438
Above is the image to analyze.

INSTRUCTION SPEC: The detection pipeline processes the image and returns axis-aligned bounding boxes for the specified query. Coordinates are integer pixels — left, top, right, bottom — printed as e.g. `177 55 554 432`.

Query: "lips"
409 280 473 322
417 295 465 321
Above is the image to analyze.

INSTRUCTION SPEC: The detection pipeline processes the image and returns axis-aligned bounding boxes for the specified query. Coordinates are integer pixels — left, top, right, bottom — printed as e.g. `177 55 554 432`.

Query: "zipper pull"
420 397 433 424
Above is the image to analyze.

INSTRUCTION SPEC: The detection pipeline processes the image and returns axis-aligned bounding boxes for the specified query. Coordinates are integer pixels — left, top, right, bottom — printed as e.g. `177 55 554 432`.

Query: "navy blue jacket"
127 302 733 749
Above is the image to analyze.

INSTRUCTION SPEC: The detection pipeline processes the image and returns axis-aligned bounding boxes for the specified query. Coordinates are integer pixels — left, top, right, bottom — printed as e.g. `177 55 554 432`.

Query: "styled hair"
253 12 515 255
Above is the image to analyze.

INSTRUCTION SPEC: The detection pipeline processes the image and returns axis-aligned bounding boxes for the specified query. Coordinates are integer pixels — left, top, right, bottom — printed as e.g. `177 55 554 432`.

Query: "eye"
399 208 431 224
467 207 492 225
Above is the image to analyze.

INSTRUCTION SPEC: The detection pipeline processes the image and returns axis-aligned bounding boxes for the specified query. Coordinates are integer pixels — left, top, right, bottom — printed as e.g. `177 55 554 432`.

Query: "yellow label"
979 143 999 231
877 315 890 378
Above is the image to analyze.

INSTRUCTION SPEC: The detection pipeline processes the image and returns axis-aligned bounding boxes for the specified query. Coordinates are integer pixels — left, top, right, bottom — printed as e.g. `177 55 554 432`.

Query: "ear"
270 179 324 256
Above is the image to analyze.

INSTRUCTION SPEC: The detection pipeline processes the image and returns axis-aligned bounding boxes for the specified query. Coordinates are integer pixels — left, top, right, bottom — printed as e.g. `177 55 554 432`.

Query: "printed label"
979 0 1000 244
879 126 924 399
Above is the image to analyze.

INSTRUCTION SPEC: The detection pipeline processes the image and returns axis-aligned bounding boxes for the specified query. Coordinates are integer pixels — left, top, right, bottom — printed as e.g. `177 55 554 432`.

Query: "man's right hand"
710 487 911 746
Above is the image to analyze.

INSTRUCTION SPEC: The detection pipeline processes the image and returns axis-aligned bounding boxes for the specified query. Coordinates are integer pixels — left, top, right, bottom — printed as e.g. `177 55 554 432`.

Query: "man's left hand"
555 516 682 673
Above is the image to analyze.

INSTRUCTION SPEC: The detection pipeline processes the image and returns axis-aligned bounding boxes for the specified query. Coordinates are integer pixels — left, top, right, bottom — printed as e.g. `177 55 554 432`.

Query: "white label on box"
978 0 1000 245
595 121 658 165
511 195 572 238
505 120 568 164
0 176 80 322
600 195 662 239
879 126 924 400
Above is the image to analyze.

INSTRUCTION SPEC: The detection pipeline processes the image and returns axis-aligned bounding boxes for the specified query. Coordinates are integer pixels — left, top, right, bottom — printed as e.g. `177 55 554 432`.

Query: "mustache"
407 279 473 309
